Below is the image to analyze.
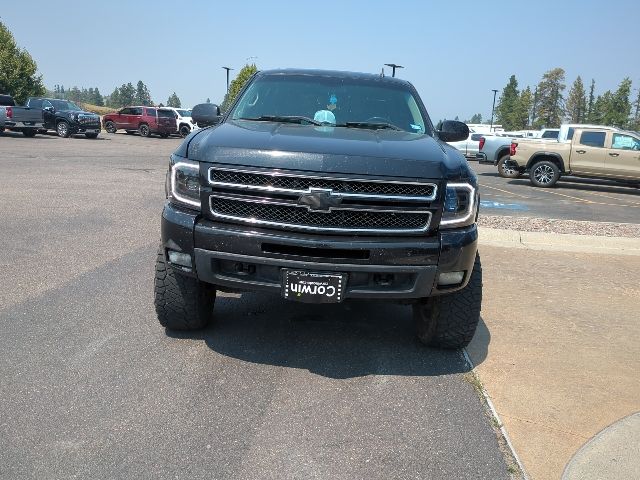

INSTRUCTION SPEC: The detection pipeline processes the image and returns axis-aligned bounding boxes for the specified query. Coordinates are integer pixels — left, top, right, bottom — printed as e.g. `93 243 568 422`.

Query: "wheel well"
179 123 190 130
496 147 510 161
527 154 564 172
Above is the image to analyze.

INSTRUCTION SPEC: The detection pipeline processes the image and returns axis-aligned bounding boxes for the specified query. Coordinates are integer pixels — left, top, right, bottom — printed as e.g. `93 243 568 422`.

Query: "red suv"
103 106 176 138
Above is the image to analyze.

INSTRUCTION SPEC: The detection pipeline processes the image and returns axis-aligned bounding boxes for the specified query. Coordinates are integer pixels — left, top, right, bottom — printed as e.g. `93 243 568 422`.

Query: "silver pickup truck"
476 129 561 178
0 94 45 137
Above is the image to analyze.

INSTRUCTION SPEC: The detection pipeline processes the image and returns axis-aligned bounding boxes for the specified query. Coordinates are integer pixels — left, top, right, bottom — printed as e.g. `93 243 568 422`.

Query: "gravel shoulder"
479 214 640 238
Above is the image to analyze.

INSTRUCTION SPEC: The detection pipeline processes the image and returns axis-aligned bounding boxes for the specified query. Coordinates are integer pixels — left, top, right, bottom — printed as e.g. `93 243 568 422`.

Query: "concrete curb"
479 227 640 256
461 349 529 480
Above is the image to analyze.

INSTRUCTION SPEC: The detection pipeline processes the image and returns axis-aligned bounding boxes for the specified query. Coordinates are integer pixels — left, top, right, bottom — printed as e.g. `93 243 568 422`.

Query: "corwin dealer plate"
282 270 347 304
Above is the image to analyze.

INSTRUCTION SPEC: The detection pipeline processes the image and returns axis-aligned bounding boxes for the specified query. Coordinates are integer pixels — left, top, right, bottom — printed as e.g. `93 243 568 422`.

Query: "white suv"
164 107 199 137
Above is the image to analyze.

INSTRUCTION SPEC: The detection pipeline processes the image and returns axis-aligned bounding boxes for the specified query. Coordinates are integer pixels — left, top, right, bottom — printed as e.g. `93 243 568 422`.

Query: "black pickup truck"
155 69 481 348
26 97 101 138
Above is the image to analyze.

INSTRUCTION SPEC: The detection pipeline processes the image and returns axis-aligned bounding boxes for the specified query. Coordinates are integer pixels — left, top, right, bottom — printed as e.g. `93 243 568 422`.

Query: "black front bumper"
161 202 478 300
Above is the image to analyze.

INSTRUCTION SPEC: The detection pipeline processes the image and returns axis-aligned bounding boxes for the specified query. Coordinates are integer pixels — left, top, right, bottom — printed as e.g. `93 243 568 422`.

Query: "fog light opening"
168 250 192 268
438 271 464 287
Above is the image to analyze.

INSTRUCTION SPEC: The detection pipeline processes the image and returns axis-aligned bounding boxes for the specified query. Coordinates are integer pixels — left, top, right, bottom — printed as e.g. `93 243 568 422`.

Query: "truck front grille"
78 114 100 125
207 166 438 234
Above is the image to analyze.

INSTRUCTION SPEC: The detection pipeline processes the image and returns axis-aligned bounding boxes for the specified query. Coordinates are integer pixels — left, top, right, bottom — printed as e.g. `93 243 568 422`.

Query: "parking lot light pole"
384 64 404 77
222 67 233 94
490 89 498 132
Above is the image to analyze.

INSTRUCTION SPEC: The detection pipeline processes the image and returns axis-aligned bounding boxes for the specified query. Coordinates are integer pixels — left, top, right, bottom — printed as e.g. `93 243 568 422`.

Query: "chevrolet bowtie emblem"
297 188 343 212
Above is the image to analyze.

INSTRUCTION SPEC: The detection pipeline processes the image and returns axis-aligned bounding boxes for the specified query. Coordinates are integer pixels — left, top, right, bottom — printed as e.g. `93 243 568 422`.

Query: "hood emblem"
297 188 342 212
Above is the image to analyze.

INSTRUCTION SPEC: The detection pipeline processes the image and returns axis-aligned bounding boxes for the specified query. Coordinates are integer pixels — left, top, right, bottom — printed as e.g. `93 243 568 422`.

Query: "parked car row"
0 93 199 139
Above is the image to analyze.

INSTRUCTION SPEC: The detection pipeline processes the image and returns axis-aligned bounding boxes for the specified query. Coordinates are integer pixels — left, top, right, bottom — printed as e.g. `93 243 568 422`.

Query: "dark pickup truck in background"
26 97 101 138
155 69 482 349
0 95 101 138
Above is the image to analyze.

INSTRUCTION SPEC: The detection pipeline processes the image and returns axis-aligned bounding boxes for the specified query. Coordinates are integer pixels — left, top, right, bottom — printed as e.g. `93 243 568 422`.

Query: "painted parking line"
479 200 528 211
480 184 530 199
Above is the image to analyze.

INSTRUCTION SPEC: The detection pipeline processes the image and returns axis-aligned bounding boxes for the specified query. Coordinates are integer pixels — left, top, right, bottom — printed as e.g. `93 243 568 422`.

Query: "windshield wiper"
238 115 322 126
340 121 403 131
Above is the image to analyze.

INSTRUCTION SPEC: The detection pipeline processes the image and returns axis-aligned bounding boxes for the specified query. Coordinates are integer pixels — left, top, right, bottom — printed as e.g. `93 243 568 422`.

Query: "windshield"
230 74 429 134
176 109 190 117
51 100 82 111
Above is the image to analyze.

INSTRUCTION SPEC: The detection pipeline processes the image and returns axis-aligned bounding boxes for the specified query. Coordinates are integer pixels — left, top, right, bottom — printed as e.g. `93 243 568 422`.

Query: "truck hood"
184 120 468 180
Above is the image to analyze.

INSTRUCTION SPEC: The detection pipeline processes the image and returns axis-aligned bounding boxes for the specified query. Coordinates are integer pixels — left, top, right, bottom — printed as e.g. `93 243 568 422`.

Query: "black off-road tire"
179 124 191 137
85 132 99 139
160 132 169 138
413 253 482 349
497 155 521 178
105 121 117 133
139 123 151 137
529 160 560 187
154 247 216 330
22 129 37 137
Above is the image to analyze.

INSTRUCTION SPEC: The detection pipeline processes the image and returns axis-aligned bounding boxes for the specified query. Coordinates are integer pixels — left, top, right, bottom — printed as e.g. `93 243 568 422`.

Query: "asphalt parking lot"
0 132 513 479
472 161 640 224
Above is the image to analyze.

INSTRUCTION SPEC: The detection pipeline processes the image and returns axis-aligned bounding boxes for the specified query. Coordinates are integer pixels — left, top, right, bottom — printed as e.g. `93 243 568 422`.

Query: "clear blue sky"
2 1 639 121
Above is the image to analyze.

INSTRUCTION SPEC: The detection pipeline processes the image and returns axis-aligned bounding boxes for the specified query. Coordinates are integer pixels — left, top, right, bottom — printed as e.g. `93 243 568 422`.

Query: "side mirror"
44 106 55 113
437 120 469 143
192 103 221 127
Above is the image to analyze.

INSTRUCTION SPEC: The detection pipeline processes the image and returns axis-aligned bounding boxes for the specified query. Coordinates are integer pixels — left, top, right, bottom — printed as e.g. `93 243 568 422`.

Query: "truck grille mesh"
210 197 431 232
210 169 435 198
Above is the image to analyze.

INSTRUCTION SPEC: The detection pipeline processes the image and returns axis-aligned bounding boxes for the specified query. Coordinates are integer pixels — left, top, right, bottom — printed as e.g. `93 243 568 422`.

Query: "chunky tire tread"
154 247 215 330
414 254 482 349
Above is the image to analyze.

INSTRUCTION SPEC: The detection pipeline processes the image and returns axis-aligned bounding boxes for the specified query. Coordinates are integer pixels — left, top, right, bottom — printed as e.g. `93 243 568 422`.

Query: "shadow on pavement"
167 292 491 379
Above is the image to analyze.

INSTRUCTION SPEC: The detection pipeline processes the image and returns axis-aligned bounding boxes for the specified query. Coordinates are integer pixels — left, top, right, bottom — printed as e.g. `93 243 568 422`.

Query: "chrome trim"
209 195 433 234
208 166 438 201
209 193 432 213
439 183 477 228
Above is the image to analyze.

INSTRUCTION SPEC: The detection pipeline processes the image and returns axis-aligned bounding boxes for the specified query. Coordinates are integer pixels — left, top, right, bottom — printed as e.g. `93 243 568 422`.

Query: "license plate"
282 270 346 304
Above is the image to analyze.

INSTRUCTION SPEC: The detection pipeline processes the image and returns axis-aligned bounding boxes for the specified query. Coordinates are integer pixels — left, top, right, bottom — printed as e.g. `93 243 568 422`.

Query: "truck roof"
257 68 413 87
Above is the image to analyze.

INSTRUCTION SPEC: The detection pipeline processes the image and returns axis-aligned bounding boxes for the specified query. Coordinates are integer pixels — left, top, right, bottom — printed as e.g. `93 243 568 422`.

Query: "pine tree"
220 64 258 112
632 88 640 131
468 113 482 123
533 68 566 128
565 76 587 123
514 86 533 129
496 75 520 130
602 78 632 128
167 92 181 108
586 79 596 122
135 80 152 106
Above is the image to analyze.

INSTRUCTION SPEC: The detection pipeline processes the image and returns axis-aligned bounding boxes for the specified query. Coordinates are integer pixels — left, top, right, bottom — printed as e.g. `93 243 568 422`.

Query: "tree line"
493 68 640 131
48 81 183 109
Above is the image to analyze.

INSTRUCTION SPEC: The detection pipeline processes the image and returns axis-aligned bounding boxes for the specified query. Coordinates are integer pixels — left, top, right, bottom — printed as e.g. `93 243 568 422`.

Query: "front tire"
85 132 99 139
497 155 521 178
154 247 216 330
105 121 117 133
529 160 560 187
413 253 482 349
56 121 71 138
179 124 191 137
139 123 151 137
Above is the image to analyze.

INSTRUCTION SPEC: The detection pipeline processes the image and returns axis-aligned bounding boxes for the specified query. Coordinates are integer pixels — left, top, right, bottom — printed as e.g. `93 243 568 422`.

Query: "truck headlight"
440 183 477 229
168 157 201 210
